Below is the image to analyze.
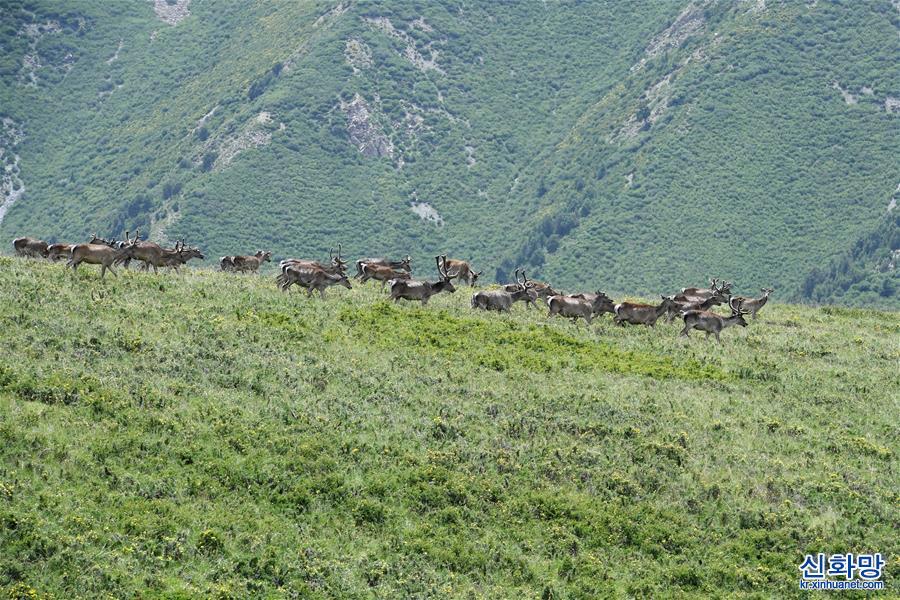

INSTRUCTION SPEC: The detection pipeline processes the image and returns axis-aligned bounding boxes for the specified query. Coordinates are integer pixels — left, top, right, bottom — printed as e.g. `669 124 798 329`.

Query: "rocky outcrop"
409 201 444 226
341 94 394 158
365 16 444 74
345 39 373 74
151 0 191 26
632 3 706 72
0 118 26 225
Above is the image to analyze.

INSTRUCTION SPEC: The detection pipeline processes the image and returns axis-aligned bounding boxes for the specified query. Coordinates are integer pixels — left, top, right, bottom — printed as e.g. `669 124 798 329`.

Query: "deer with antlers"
437 255 483 287
277 246 347 290
679 278 732 301
666 280 731 322
158 240 205 271
471 270 537 312
679 297 749 342
388 257 457 305
729 288 774 319
220 250 272 273
502 269 559 309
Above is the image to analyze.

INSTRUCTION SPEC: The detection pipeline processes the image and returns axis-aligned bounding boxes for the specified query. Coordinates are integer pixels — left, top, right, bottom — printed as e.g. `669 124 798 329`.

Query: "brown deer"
388 257 457 305
355 254 411 279
729 288 774 319
277 248 348 290
437 255 483 287
67 240 136 279
613 296 678 327
359 263 412 290
567 292 615 317
680 297 749 342
12 237 49 258
666 282 730 322
47 243 75 262
680 278 731 301
280 246 347 274
471 273 537 312
502 269 559 308
278 264 352 297
221 250 272 273
159 241 204 271
547 293 610 326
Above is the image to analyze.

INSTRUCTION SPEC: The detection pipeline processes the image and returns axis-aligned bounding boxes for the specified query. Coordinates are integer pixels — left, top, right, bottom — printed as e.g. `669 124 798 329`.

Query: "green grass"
0 257 897 598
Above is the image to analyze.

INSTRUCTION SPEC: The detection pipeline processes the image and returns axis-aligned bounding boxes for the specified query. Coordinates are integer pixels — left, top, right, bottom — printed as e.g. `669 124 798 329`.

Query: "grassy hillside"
0 1 897 306
0 257 897 598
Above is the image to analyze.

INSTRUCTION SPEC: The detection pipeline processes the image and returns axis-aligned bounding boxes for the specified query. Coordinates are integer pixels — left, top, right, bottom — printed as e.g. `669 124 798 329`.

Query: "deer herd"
12 234 774 342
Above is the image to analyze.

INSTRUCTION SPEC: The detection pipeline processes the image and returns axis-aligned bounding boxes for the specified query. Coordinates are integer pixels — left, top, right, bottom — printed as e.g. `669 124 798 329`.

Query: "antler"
434 255 444 279
521 270 530 287
729 296 748 315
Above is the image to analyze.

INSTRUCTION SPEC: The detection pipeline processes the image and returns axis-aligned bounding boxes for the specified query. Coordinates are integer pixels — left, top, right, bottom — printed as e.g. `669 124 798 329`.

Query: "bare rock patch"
632 3 706 72
345 39 373 74
151 0 191 26
410 201 444 226
341 94 394 158
0 118 26 224
365 16 445 74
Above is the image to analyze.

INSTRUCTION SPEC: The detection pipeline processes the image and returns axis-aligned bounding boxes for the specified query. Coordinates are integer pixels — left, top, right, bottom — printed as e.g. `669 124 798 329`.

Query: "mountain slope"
0 1 897 305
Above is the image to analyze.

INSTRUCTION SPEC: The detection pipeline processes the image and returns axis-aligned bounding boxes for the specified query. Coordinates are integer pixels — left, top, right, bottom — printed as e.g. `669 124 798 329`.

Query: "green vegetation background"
0 1 897 306
0 258 897 598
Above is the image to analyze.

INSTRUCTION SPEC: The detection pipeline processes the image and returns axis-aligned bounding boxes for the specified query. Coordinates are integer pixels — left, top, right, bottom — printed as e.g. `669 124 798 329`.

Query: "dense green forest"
0 0 897 305
0 258 897 597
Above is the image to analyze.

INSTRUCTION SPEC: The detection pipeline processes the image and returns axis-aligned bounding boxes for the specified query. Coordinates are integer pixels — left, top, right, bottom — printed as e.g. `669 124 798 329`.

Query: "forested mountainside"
0 0 897 304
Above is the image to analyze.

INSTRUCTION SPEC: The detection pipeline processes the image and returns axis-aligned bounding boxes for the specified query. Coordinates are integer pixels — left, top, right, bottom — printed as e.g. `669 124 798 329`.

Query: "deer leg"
679 325 691 337
715 331 722 343
319 288 326 299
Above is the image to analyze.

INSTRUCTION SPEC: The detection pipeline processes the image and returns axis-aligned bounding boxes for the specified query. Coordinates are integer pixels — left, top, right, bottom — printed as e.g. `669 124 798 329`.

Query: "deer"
280 246 347 274
471 271 537 312
355 254 411 279
437 255 483 287
89 232 131 249
158 240 204 272
277 247 348 290
680 297 749 342
613 296 678 327
359 263 412 290
220 250 272 273
729 288 774 319
666 281 731 322
679 278 732 301
12 237 49 258
67 239 136 279
278 264 352 297
547 292 610 326
388 257 457 305
502 269 559 308
47 243 75 262
567 291 615 317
